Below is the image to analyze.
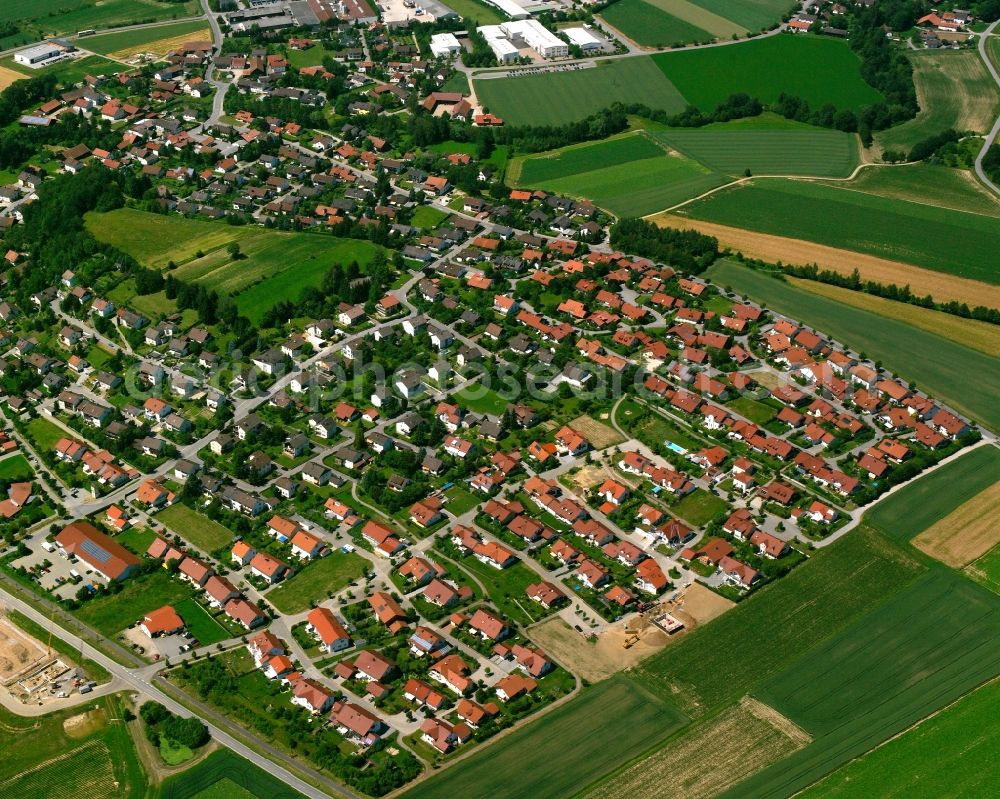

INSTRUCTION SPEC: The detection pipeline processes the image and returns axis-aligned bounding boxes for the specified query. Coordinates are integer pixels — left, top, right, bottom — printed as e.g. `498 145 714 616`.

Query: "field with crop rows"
651 125 858 177
403 675 686 799
0 0 199 35
685 179 1000 283
601 0 716 47
654 36 883 111
474 58 686 126
733 569 1000 799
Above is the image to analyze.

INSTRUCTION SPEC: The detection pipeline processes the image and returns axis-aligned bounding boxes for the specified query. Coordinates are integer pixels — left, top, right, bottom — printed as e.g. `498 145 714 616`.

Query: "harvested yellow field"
652 214 1000 309
569 414 626 449
0 65 28 91
788 278 1000 357
109 27 211 60
582 697 810 799
913 482 1000 568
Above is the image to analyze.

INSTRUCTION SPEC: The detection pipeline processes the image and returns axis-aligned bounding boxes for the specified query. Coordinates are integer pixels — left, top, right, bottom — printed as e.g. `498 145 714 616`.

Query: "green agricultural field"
174 597 229 646
967 542 1000 595
601 0 714 48
0 695 145 799
159 749 308 799
732 569 1000 799
864 445 1000 540
157 503 235 554
686 0 796 31
265 551 368 614
654 35 883 111
687 180 1000 283
651 124 859 177
634 525 925 713
513 133 726 216
801 678 1000 799
877 50 1000 154
83 19 210 57
0 0 199 35
0 453 34 481
402 675 687 799
474 57 687 126
832 164 1000 217
706 261 1000 431
76 570 194 637
86 208 382 322
513 132 665 184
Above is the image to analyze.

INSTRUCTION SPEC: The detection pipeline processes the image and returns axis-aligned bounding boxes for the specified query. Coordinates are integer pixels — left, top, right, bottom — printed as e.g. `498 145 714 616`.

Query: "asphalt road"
974 21 1000 195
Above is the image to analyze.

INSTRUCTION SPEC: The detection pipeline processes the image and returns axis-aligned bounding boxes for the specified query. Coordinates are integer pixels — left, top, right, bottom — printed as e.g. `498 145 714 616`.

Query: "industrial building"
430 32 462 58
563 26 602 52
14 41 74 67
480 20 568 61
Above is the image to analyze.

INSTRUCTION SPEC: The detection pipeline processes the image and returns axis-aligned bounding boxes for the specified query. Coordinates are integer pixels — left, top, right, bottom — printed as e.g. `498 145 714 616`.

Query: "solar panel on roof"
80 539 112 563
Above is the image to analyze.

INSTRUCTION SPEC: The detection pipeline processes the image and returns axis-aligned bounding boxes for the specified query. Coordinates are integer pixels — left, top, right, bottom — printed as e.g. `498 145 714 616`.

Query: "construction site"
0 612 89 707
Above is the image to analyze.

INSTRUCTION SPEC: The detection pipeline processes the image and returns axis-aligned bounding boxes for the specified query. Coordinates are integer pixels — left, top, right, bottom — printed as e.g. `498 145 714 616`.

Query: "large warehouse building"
479 19 568 61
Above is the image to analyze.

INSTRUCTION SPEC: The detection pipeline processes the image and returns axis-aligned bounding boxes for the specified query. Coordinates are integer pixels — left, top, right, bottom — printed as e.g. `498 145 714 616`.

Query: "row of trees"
609 217 720 273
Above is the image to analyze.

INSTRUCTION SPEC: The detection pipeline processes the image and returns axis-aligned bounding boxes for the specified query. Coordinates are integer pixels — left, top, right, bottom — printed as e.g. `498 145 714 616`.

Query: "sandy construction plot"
652 214 1000 309
913 482 1000 568
582 697 810 799
0 65 28 91
0 616 48 685
530 583 734 682
570 414 626 450
568 463 638 492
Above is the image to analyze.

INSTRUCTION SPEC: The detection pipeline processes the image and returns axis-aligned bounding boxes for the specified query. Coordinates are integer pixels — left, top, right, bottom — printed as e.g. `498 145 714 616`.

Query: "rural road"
198 0 229 127
0 583 360 799
974 20 1000 196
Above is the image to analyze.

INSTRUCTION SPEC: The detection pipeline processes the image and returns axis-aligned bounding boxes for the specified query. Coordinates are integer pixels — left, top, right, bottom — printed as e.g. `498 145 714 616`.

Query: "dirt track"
652 214 1000 309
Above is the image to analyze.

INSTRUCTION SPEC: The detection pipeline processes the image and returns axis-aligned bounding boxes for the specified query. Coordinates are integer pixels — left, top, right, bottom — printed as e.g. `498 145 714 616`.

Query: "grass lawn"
454 384 510 415
736 569 1000 799
864 445 1000 541
76 571 194 637
602 0 717 47
443 485 481 516
686 179 1000 283
706 260 1000 431
159 737 194 766
157 503 235 554
439 71 470 95
174 597 229 646
25 416 66 452
437 0 505 25
877 50 1000 154
800 677 1000 799
83 19 210 58
0 0 200 35
114 526 157 555
726 396 777 425
410 205 448 231
265 551 368 614
653 35 883 111
451 557 547 626
651 122 859 178
672 488 728 526
158 749 308 799
0 453 34 481
634 412 703 451
402 675 687 799
86 208 383 322
475 57 687 127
